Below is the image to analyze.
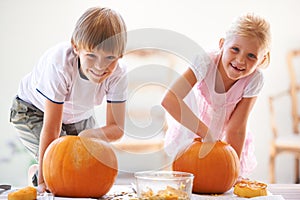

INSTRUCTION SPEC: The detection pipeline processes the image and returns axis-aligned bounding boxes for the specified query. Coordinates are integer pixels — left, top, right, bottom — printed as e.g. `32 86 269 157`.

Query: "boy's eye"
106 56 116 60
87 53 96 58
232 47 239 52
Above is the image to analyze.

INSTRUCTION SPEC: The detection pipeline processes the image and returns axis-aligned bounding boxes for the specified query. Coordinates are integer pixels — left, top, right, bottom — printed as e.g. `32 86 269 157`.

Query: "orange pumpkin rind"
233 179 267 198
43 136 118 198
8 186 37 200
173 140 240 194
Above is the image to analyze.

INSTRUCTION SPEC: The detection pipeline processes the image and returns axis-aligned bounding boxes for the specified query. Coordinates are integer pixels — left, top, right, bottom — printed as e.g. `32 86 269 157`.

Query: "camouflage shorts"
9 96 95 160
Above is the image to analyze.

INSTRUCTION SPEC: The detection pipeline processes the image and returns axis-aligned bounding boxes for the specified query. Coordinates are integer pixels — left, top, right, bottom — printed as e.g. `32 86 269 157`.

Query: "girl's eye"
248 53 257 59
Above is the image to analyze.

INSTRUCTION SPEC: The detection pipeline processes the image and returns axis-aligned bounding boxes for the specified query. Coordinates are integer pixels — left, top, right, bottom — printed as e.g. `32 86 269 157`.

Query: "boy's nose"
94 58 103 70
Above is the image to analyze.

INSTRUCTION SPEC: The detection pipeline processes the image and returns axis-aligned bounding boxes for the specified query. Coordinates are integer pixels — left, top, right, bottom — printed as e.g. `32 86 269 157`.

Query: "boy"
10 6 127 192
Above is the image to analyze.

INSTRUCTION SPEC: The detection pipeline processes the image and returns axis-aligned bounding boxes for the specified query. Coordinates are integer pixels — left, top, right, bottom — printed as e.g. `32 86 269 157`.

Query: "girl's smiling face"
74 46 120 84
220 35 266 81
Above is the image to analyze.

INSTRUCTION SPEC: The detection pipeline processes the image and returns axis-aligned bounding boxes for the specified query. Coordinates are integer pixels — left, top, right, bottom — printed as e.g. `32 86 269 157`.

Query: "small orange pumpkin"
43 135 118 198
173 138 240 194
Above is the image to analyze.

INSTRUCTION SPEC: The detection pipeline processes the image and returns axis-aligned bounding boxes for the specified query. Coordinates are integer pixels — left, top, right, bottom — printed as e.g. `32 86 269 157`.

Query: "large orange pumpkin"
173 139 240 194
43 135 118 198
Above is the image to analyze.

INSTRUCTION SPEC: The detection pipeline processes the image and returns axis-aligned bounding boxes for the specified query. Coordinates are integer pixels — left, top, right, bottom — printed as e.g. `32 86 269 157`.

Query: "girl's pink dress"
164 51 263 177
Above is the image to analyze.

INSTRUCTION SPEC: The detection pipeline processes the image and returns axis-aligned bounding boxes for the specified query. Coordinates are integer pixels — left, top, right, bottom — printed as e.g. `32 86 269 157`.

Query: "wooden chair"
269 50 300 183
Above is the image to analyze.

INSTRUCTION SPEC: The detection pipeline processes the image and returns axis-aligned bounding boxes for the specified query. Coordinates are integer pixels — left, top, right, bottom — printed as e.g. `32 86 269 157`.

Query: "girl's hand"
203 129 215 142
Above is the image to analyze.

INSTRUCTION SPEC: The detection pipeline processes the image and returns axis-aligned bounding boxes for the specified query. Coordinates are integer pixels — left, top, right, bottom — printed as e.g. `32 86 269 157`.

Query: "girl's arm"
38 99 63 191
161 68 209 139
224 97 257 158
79 102 125 142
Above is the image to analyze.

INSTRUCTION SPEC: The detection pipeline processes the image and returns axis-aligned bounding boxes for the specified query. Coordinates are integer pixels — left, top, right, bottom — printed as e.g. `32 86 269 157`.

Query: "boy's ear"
72 42 79 54
219 38 225 49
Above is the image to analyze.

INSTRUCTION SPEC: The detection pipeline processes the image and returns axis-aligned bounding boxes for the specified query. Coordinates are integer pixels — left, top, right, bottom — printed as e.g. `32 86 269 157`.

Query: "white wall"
1 0 300 186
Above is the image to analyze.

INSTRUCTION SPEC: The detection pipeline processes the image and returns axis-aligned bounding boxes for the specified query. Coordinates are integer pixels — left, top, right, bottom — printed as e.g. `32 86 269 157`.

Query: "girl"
162 13 271 177
10 7 127 192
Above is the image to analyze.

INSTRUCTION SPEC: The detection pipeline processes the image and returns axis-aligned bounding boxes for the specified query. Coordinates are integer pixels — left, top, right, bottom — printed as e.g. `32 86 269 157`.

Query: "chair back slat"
287 50 300 134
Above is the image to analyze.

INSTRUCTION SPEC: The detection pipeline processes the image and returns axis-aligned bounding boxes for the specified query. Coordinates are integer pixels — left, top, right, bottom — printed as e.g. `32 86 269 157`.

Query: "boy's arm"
224 97 257 158
38 99 63 191
105 101 125 141
79 101 125 142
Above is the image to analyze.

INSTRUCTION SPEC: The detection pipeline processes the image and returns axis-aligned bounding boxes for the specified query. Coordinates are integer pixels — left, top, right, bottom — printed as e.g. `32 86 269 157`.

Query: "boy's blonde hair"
71 7 127 56
225 13 271 68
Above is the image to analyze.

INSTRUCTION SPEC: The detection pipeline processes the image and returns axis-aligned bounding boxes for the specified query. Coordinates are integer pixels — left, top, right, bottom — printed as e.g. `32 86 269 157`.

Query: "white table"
1 184 299 200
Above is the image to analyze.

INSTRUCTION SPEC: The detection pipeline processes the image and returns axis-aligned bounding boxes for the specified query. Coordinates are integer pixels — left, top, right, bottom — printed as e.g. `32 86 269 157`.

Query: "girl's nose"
236 54 245 65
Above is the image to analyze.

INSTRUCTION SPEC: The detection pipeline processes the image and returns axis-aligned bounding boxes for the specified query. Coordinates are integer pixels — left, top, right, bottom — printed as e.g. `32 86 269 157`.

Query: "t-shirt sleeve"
36 59 69 104
189 52 212 82
106 63 128 102
243 69 264 98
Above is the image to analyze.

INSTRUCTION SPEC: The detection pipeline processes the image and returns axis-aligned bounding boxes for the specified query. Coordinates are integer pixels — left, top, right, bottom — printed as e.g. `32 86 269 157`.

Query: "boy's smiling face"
73 46 120 84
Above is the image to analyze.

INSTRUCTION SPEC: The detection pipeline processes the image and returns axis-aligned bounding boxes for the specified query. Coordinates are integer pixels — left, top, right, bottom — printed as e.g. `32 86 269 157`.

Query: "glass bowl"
134 171 194 200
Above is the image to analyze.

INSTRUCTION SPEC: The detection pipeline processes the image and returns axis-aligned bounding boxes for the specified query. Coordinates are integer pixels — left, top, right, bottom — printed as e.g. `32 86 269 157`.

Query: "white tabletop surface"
0 184 286 200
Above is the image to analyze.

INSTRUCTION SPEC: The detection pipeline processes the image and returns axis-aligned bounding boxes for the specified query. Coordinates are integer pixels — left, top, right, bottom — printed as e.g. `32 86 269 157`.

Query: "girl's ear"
260 55 267 64
258 52 270 68
219 38 225 49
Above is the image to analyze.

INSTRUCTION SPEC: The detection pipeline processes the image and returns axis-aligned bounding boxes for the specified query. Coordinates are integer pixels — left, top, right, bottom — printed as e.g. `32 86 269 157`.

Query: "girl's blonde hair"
71 7 127 56
225 13 271 68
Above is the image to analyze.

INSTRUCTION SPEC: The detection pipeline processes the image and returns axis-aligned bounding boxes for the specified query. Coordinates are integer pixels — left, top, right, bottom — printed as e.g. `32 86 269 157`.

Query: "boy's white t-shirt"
18 42 127 124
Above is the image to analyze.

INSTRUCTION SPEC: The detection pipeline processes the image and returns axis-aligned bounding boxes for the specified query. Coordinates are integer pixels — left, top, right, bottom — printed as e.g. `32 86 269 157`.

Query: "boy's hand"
79 129 108 141
78 129 98 138
37 182 46 193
